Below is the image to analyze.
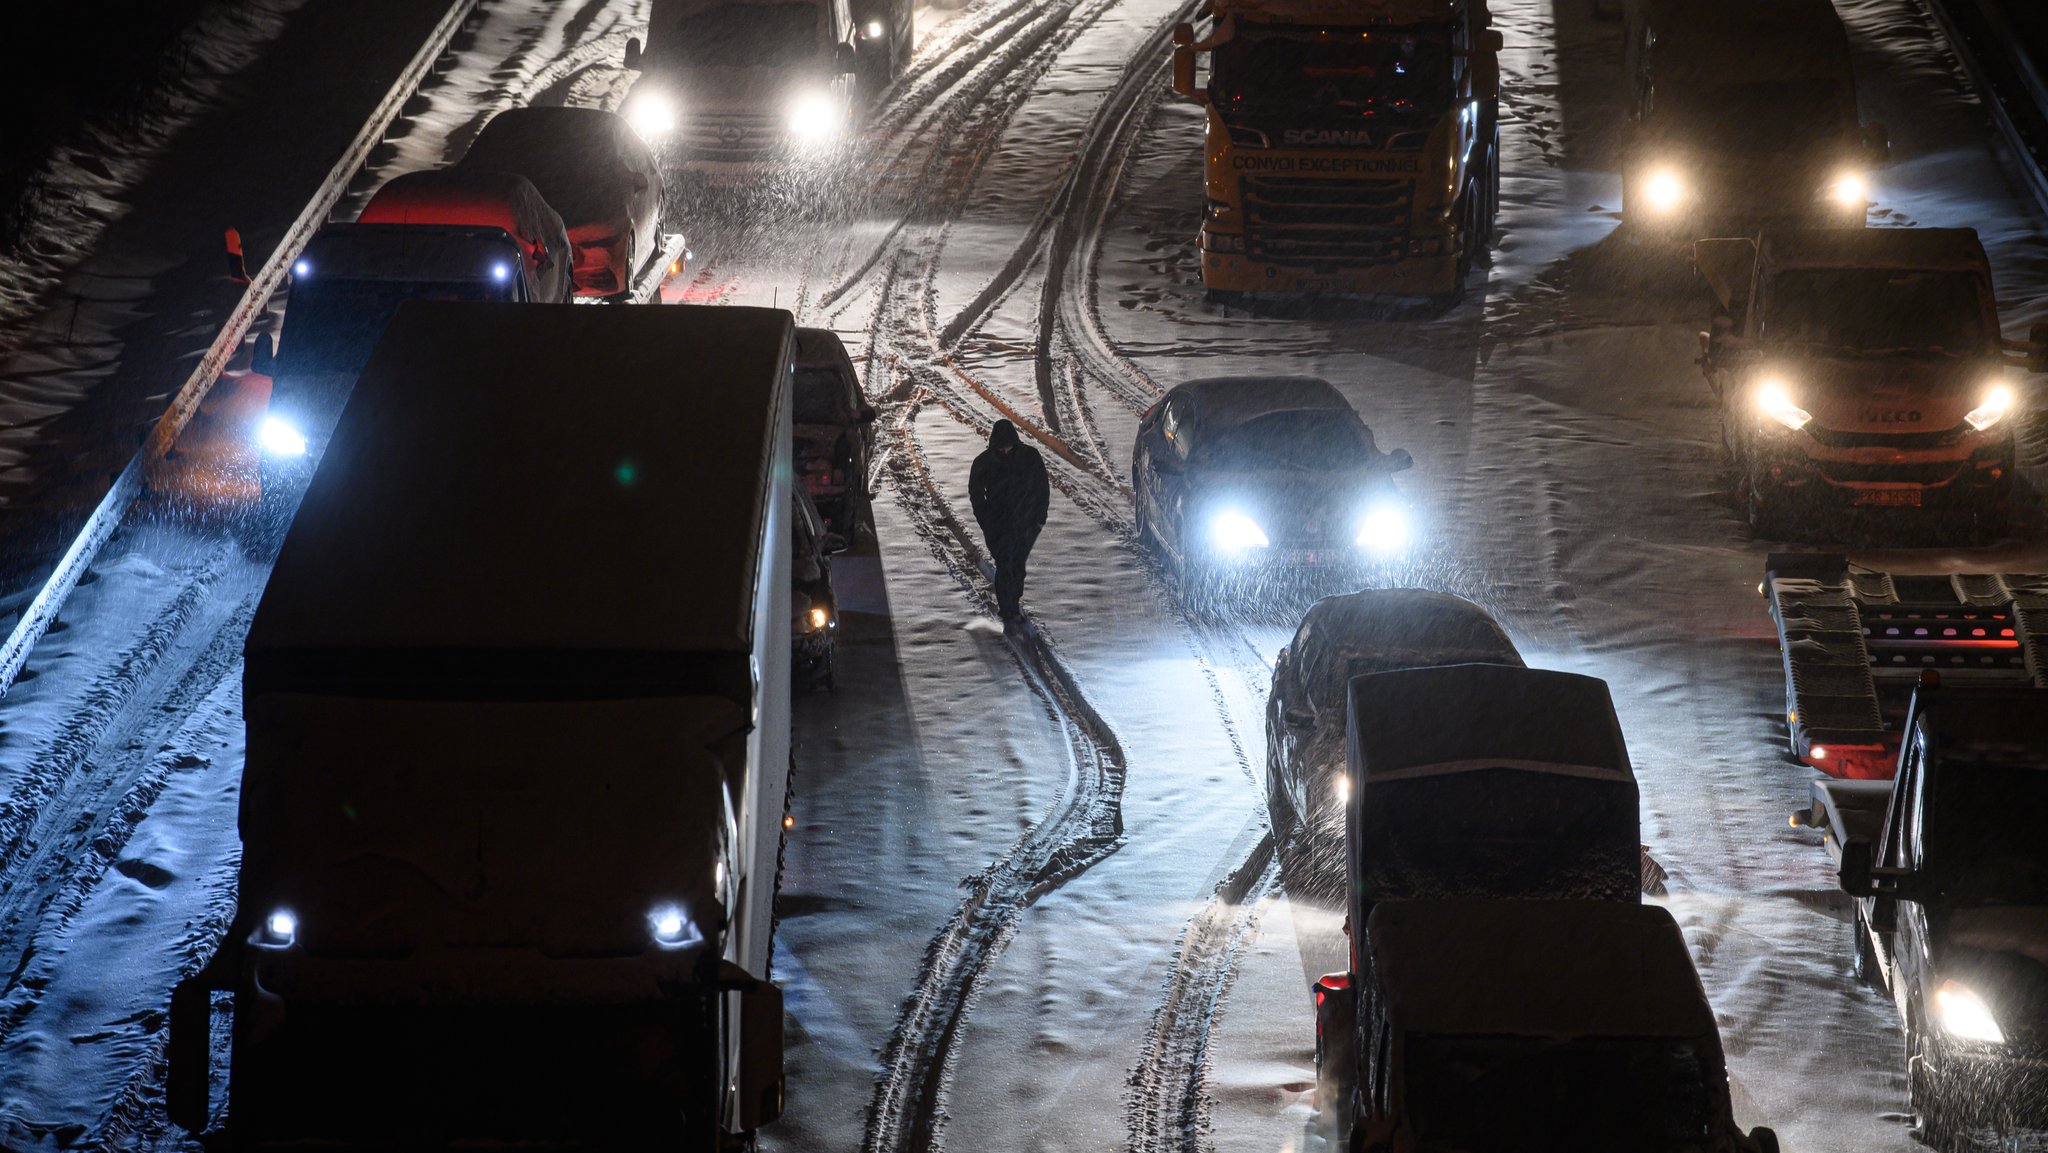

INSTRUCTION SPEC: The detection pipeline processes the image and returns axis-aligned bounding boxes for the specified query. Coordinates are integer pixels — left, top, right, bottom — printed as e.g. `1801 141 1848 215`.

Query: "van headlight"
1829 171 1868 208
787 90 844 142
1755 379 1812 432
625 89 678 141
257 415 308 457
1965 383 2017 431
1208 511 1269 552
1641 167 1686 215
1354 503 1411 556
1934 979 2005 1043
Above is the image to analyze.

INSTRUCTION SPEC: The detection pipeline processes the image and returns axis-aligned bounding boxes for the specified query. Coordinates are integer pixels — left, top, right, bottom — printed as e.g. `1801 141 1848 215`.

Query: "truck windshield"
1406 1034 1715 1153
1938 763 2048 905
664 5 819 68
1200 412 1374 471
1764 269 1990 356
1358 769 1638 903
1664 81 1846 153
282 278 506 375
1212 28 1450 116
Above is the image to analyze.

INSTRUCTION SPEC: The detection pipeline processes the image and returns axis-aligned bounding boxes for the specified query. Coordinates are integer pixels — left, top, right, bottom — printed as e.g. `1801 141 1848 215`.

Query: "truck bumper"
1200 246 1461 297
1749 435 2013 515
1935 1044 2048 1130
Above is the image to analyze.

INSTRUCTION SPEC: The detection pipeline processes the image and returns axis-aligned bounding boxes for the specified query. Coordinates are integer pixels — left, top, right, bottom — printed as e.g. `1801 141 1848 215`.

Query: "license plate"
1854 488 1922 508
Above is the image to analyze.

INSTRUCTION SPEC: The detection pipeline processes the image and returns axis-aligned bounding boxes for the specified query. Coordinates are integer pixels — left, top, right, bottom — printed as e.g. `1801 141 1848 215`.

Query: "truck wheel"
1850 908 1881 988
1909 1019 1965 1152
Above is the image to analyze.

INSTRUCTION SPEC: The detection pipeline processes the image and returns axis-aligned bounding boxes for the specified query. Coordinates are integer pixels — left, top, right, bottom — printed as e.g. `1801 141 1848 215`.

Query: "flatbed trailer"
1763 553 2048 777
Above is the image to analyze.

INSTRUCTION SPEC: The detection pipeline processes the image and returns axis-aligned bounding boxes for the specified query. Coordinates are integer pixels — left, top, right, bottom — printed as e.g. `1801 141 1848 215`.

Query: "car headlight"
1641 167 1686 215
865 19 885 38
1354 503 1411 557
257 415 308 457
1755 379 1812 432
1966 382 2017 431
624 89 678 141
648 904 701 950
1829 171 1868 208
1208 511 1269 552
1935 979 2005 1043
787 90 844 142
255 908 297 948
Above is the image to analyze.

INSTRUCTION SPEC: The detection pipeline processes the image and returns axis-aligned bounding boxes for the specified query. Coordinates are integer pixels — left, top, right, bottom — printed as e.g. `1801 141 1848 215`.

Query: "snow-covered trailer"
169 301 794 1149
1763 553 2048 779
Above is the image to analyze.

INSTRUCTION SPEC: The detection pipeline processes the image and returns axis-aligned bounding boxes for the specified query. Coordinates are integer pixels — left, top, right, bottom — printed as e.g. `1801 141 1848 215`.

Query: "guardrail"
0 0 484 696
1926 0 2048 218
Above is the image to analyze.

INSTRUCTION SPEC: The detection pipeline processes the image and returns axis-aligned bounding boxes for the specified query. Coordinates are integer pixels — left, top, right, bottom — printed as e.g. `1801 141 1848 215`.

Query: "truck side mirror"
1749 1126 1781 1153
1387 448 1414 472
1171 24 1203 102
166 976 212 1131
623 36 642 70
720 965 784 1129
1862 122 1891 167
1838 840 1874 898
1480 29 1504 53
250 331 276 377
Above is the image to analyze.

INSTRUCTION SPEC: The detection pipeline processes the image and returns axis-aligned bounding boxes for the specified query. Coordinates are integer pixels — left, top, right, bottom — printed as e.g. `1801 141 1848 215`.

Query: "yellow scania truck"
1170 0 1501 303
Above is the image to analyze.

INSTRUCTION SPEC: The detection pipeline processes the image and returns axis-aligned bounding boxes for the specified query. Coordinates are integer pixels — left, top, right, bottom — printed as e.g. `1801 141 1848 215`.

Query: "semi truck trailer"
1170 0 1502 302
169 301 795 1150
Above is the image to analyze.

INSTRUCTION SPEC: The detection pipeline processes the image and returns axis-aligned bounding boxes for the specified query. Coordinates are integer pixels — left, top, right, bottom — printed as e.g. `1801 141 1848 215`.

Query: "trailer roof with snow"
1366 899 1714 1037
1763 554 2048 779
1346 663 1633 782
248 300 795 683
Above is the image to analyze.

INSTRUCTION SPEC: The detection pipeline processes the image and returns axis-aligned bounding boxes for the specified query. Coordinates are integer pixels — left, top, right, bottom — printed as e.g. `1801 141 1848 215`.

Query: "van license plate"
1854 489 1922 508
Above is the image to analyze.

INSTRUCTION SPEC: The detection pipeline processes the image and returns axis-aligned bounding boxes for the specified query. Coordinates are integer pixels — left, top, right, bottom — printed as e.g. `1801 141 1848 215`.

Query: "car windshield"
664 4 819 68
281 277 507 375
1406 1034 1717 1153
1763 269 1991 356
795 367 847 424
1937 763 2048 905
1212 27 1451 115
1664 80 1847 153
1201 411 1374 470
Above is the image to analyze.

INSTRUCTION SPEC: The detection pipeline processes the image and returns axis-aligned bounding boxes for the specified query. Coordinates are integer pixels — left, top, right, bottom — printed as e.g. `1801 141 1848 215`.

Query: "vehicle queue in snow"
156 0 2048 1147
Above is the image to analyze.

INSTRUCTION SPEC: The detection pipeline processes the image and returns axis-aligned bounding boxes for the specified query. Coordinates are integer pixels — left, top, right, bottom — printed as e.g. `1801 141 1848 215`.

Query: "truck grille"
1241 175 1414 267
678 113 785 160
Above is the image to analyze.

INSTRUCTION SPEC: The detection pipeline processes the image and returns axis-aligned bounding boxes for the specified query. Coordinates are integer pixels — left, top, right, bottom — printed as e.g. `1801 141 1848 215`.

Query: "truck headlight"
1209 511 1269 552
1642 167 1686 215
865 19 885 38
1935 979 2005 1043
787 90 844 142
649 904 701 950
1829 171 1868 208
256 908 297 948
625 89 678 141
1965 383 2017 431
1354 503 1410 556
257 415 308 457
809 605 831 631
1755 379 1812 432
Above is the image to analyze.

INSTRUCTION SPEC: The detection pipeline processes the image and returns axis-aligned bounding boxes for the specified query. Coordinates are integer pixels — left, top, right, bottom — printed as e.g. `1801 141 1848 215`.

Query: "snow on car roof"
1170 376 1352 429
1346 663 1633 782
1759 227 1988 273
1303 589 1524 669
458 106 649 227
1367 899 1717 1038
250 301 792 663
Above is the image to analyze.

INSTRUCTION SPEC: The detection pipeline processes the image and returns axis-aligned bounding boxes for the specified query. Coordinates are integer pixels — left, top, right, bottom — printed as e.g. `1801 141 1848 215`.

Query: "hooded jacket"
969 420 1050 545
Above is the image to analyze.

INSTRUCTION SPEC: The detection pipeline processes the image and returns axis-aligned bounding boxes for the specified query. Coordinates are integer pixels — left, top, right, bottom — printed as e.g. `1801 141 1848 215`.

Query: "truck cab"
1315 664 1643 1144
1696 228 2044 536
1622 0 1886 233
1169 0 1502 302
1796 682 2048 1149
169 302 794 1149
621 0 863 192
1345 899 1780 1153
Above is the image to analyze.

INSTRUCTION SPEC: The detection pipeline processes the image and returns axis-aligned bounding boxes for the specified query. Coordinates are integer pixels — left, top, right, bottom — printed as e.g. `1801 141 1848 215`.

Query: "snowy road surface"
1 0 2046 1149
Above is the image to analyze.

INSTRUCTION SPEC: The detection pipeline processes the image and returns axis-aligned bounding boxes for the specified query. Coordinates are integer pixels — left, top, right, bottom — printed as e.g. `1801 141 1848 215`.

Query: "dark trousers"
988 530 1036 618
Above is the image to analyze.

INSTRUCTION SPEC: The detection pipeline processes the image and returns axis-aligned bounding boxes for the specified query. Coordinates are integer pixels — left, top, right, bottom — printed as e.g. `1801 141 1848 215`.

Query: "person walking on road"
969 419 1050 626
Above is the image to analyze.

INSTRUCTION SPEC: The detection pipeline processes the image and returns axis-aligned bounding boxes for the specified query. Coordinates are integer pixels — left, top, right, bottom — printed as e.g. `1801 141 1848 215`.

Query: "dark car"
793 487 846 689
458 106 665 300
794 327 877 541
1132 376 1414 611
1265 590 1522 859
